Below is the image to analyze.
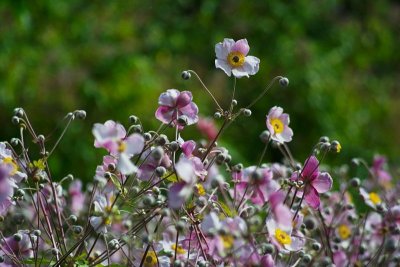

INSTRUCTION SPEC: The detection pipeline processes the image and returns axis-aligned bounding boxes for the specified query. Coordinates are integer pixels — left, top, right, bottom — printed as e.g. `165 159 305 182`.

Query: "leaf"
165 173 178 183
218 201 236 217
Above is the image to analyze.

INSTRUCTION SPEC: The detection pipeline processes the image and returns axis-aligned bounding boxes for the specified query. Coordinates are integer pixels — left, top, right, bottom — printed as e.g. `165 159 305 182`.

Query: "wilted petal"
312 172 332 193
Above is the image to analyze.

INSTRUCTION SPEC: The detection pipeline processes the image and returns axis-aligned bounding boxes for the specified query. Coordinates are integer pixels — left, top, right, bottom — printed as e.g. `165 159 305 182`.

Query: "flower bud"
242 109 252 117
169 141 179 152
13 233 23 242
302 254 312 264
10 138 19 146
143 132 152 141
51 248 59 256
279 77 289 87
155 135 168 146
131 124 142 133
231 99 238 106
349 177 360 188
259 130 270 143
68 215 78 223
129 115 139 124
177 115 188 126
181 71 191 80
152 147 164 161
72 225 83 234
311 242 321 251
11 116 20 125
155 166 166 177
13 107 24 117
75 110 86 119
214 112 221 119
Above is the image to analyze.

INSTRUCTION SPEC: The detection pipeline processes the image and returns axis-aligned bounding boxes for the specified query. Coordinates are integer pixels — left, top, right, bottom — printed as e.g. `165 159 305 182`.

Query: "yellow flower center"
3 157 18 175
103 216 112 226
171 244 186 255
221 234 234 249
369 192 381 205
195 183 206 196
338 224 351 240
270 118 284 134
227 51 245 68
275 228 291 245
118 141 126 153
144 251 158 267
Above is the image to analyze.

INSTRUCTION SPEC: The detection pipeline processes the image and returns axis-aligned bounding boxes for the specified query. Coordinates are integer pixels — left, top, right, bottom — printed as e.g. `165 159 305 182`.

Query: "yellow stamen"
369 192 381 205
338 224 351 240
195 183 206 196
143 251 158 267
3 157 18 175
118 141 126 153
221 234 234 249
227 51 245 68
103 217 112 226
171 244 186 255
270 118 284 134
275 228 291 245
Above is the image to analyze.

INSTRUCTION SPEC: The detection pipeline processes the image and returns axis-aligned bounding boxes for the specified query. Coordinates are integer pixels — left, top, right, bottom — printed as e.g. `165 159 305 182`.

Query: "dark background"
1 0 399 181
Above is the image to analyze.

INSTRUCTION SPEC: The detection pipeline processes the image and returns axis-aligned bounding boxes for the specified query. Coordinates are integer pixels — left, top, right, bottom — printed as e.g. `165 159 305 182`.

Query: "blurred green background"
1 0 399 181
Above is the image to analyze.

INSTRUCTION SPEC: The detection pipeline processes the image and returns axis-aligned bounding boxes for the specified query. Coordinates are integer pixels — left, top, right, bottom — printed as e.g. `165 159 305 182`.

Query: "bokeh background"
1 0 399 181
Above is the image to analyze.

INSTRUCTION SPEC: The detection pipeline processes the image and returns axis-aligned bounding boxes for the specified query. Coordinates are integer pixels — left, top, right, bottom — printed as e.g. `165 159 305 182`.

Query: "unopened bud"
75 110 86 119
129 115 139 124
181 71 191 80
242 109 252 117
279 77 289 87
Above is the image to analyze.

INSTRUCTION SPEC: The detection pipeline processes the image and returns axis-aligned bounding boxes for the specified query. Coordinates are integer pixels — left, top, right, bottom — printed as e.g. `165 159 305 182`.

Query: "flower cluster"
0 39 399 267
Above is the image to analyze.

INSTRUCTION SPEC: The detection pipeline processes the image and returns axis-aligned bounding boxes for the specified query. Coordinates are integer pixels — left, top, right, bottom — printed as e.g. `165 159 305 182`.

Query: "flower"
89 193 117 233
266 106 293 143
235 166 279 206
0 164 15 216
92 120 145 175
359 188 383 209
266 218 303 252
168 158 197 209
155 89 199 129
0 230 35 265
291 156 333 209
215 38 260 78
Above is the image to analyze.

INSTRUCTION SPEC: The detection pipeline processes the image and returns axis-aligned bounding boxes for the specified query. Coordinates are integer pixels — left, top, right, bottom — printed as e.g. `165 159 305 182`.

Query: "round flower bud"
243 109 252 117
108 239 120 249
231 99 238 106
198 260 208 267
152 186 160 195
107 163 116 172
143 195 155 206
250 170 262 182
131 124 142 133
279 77 289 87
224 154 232 163
330 140 341 153
181 71 191 80
0 255 4 263
214 112 222 119
177 115 188 126
319 136 330 143
385 238 396 253
349 177 360 188
129 115 139 124
37 135 45 142
169 141 179 152
15 189 25 198
68 215 78 223
151 146 164 161
176 221 186 231
11 116 20 125
302 254 312 264
10 138 19 146
155 135 168 146
259 130 271 143
320 142 331 151
304 217 316 230
233 163 243 172
155 166 166 177
174 260 184 267
160 208 170 217
216 153 226 165
104 172 112 180
13 233 23 242
75 110 86 120
142 234 153 244
262 243 275 254
143 132 152 141
311 242 321 251
72 225 83 234
13 107 24 117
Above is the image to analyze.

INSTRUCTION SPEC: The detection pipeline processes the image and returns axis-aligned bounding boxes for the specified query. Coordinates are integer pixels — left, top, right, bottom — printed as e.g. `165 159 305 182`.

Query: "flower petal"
302 156 319 180
312 172 332 193
231 39 250 55
215 59 232 76
304 186 320 209
158 89 179 107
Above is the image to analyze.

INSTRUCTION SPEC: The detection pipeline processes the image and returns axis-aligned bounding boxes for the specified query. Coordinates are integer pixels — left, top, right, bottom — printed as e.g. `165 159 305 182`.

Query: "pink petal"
155 106 176 124
181 140 196 157
124 134 145 156
158 89 179 107
304 186 320 209
178 103 199 125
231 39 250 55
168 182 186 209
176 91 193 108
301 156 319 180
312 172 332 193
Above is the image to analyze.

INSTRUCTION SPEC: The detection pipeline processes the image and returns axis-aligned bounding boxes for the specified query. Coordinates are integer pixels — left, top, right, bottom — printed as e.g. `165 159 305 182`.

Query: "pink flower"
269 191 292 228
92 120 145 175
197 117 218 141
138 149 171 181
236 166 279 206
266 218 303 252
266 106 293 143
0 164 15 216
215 38 260 78
69 180 86 215
181 140 207 180
371 155 392 186
0 230 34 265
291 156 332 209
168 158 197 209
155 89 199 129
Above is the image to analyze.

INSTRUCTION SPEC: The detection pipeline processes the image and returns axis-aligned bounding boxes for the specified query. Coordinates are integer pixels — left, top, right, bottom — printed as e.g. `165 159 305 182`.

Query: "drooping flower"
92 120 145 175
290 156 333 209
266 106 293 143
215 38 260 78
155 89 199 129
